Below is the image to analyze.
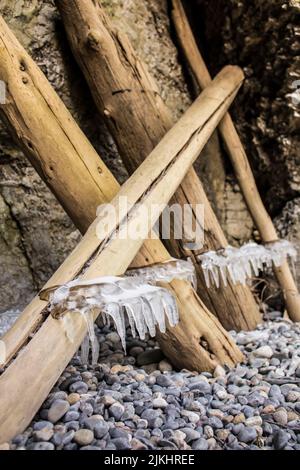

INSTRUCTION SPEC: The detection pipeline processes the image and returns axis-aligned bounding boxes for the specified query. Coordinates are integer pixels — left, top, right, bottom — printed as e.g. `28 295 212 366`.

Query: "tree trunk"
56 0 261 332
0 68 244 443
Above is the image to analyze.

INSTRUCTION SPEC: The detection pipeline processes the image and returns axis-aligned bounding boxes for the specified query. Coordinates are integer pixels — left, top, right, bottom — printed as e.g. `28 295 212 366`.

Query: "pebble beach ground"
1 312 300 451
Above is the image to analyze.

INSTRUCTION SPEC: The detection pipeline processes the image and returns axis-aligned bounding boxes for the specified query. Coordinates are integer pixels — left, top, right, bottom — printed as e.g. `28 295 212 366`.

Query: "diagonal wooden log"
171 0 300 322
0 13 224 370
56 0 261 332
0 67 244 443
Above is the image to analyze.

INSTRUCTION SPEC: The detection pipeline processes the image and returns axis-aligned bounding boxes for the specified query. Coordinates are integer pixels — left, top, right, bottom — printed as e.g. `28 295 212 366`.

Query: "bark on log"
56 0 261 332
171 0 300 323
0 68 244 443
0 14 238 371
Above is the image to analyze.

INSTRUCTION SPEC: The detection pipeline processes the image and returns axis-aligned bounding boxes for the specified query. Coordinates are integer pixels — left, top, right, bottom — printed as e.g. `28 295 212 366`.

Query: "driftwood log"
171 0 300 323
0 14 234 370
56 0 261 332
0 66 244 443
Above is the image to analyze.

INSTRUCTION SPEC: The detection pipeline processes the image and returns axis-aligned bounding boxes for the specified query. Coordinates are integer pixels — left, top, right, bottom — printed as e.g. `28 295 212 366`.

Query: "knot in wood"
86 30 103 51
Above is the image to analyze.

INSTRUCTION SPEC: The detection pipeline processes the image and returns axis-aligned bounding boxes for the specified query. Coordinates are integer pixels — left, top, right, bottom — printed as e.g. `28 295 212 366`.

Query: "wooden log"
0 67 244 443
0 13 230 370
171 0 300 323
56 0 261 332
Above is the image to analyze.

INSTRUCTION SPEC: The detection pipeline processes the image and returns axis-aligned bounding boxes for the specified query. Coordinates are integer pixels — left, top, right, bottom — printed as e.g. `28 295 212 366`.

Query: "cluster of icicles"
45 259 195 364
198 240 297 288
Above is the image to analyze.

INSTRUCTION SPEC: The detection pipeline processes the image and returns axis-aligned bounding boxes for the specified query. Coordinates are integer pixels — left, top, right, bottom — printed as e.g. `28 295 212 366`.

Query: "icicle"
103 302 127 352
197 240 297 289
81 309 99 365
80 333 90 365
160 289 179 327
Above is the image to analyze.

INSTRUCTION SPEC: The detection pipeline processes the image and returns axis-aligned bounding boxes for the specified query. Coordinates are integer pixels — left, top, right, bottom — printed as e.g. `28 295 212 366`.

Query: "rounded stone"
158 360 173 372
273 408 288 426
192 438 209 450
74 429 94 446
109 403 125 420
252 346 273 358
273 429 289 450
47 400 70 423
153 397 168 409
67 393 80 405
237 427 257 443
31 442 55 450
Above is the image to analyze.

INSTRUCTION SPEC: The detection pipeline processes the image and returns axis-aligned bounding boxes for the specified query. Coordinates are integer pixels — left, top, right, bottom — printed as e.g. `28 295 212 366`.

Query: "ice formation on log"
126 258 197 289
198 240 297 288
45 275 181 363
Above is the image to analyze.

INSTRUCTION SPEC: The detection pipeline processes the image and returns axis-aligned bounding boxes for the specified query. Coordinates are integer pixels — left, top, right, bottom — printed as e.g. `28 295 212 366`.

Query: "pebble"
273 429 289 450
252 346 273 358
47 400 70 423
159 360 173 372
192 438 209 450
153 397 168 409
273 408 288 425
181 410 200 423
156 375 173 387
67 393 80 405
31 442 55 450
180 428 201 443
111 437 131 450
74 429 94 446
69 381 88 394
237 427 257 443
245 416 262 427
137 349 164 366
109 403 125 420
106 332 121 344
33 426 54 442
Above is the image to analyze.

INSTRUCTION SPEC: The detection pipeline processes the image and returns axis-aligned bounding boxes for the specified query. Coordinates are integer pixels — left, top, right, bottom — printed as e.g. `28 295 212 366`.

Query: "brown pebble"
67 393 80 405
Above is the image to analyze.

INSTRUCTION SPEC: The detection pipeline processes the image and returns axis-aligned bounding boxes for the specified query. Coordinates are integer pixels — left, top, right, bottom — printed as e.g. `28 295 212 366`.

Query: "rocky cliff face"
0 0 298 313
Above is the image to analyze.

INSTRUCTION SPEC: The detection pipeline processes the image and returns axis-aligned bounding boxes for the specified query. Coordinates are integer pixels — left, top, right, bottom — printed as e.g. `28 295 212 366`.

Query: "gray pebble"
192 438 209 450
47 400 70 423
238 427 257 443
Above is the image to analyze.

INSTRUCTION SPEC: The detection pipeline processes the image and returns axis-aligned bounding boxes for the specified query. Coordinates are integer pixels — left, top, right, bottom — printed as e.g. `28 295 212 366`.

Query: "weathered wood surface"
56 0 261 331
0 66 244 443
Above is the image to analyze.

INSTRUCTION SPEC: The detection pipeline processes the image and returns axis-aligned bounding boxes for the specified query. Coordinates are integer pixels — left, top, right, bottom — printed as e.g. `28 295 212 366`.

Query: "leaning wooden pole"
0 68 244 443
55 0 261 332
0 14 238 371
171 0 300 322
